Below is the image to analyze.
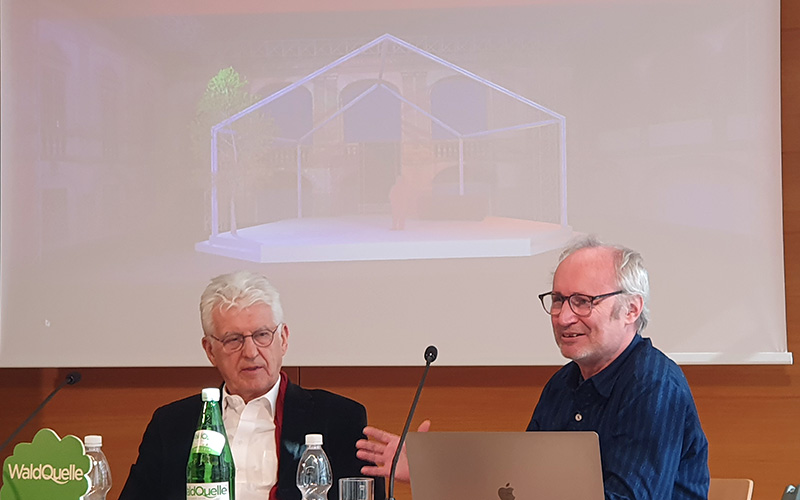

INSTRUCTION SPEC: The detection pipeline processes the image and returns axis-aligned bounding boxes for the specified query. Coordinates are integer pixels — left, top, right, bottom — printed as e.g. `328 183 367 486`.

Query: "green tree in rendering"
191 67 276 235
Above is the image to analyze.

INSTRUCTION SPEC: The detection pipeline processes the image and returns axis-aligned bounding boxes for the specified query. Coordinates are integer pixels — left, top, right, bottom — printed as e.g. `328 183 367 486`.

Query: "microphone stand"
0 371 82 452
388 346 437 500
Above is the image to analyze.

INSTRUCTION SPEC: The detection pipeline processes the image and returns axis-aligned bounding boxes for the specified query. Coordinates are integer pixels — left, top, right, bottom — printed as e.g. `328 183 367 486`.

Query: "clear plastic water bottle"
186 387 235 500
83 435 112 500
296 433 333 500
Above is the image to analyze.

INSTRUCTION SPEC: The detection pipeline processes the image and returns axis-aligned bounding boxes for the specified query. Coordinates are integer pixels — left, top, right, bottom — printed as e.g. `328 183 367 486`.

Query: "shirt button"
574 413 583 422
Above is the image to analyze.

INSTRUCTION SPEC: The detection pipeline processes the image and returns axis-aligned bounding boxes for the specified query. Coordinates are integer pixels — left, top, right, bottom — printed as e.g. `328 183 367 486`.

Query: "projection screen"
0 0 788 367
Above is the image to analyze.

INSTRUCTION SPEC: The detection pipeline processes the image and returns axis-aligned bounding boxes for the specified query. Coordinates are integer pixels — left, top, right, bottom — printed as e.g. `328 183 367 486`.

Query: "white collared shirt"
222 375 281 500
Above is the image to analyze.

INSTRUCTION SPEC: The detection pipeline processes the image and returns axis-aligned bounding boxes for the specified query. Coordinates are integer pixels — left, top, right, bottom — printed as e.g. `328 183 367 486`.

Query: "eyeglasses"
538 291 624 317
208 323 283 353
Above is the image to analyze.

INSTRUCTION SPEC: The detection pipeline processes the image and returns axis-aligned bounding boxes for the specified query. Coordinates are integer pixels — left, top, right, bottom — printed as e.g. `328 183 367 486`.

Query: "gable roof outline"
208 33 567 236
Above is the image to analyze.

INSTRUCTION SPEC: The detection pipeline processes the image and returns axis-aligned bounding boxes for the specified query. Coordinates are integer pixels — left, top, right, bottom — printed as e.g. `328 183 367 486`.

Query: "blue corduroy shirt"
527 334 709 500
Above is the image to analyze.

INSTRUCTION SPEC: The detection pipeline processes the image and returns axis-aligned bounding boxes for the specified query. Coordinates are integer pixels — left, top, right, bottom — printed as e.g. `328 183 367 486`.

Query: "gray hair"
558 235 650 333
199 271 284 337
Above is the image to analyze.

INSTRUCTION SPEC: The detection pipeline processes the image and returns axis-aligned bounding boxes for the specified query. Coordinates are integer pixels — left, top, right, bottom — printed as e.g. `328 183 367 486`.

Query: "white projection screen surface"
0 0 788 367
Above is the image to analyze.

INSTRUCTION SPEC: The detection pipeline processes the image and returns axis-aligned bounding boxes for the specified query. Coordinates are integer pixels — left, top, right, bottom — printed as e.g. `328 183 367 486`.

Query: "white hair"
199 271 284 336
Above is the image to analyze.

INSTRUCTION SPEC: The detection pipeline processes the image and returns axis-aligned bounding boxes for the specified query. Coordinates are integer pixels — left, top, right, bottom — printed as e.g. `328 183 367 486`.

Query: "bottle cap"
305 433 323 446
202 387 221 402
84 435 102 447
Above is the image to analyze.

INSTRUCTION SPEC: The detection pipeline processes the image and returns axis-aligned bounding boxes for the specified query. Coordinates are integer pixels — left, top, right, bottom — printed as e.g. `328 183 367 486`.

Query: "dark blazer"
119 381 385 500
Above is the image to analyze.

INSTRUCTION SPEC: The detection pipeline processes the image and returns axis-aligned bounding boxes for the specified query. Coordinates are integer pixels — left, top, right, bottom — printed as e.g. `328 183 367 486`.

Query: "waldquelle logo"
5 462 85 484
187 482 230 499
1 428 90 500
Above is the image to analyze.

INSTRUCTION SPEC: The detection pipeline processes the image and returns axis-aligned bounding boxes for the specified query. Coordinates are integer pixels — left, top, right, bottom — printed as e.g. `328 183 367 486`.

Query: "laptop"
406 431 605 500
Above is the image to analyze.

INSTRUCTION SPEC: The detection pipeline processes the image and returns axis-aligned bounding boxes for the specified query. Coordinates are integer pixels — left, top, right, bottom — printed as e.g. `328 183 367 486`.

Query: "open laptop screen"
406 432 604 500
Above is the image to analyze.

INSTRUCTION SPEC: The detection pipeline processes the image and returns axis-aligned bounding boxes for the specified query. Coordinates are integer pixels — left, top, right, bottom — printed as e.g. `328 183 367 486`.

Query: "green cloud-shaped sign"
1 428 90 500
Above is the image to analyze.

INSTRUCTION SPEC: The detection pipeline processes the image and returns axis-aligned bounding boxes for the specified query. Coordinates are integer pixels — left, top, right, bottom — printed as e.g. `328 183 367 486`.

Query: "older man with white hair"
120 271 384 500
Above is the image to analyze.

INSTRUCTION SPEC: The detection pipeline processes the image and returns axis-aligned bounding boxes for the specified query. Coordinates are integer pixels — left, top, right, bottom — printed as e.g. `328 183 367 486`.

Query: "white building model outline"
195 34 573 263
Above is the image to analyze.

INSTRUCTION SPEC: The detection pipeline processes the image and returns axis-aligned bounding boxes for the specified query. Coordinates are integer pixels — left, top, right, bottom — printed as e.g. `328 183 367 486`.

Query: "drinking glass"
339 477 374 500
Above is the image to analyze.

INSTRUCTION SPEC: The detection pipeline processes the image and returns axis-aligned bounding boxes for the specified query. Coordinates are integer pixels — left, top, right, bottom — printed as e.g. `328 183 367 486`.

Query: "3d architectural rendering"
195 34 572 263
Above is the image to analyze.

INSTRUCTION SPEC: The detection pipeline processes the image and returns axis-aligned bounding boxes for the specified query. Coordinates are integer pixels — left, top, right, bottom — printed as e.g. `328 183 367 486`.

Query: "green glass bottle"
186 387 235 500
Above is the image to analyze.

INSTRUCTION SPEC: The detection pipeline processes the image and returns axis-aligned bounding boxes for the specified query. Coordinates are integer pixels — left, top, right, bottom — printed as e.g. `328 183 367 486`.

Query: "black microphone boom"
388 345 437 500
0 371 82 452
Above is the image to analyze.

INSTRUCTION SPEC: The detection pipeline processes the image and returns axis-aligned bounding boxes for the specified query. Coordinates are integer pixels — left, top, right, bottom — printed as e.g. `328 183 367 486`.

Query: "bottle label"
190 430 226 456
187 481 231 500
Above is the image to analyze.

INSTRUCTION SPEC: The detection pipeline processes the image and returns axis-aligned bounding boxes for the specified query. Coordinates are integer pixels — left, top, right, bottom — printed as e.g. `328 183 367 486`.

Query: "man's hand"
356 420 431 482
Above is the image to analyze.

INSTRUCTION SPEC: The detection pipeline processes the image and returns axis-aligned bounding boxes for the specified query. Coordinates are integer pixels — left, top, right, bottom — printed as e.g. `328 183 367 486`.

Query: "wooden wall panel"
1 3 799 500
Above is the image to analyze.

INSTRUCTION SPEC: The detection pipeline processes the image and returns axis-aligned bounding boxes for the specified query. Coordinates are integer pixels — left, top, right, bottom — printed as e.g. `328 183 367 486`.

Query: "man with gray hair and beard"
356 236 709 500
120 270 384 500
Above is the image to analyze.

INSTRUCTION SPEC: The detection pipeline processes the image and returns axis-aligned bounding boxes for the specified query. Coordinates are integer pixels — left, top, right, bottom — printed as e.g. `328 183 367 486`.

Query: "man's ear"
624 295 644 325
202 336 217 367
279 323 290 356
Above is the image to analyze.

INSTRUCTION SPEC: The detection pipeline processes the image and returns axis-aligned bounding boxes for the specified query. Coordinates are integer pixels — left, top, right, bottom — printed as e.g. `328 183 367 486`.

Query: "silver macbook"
406 431 605 500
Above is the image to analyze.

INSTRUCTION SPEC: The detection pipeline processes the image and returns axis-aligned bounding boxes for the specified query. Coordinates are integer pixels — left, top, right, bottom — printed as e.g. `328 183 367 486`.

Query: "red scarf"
269 371 289 500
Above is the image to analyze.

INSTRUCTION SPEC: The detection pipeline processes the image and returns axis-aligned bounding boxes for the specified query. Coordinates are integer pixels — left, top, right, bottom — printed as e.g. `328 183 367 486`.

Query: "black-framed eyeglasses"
538 291 624 317
209 323 283 353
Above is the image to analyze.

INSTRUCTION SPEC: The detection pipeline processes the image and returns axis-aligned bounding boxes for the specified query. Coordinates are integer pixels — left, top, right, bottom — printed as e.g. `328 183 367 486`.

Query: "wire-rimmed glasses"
208 323 283 353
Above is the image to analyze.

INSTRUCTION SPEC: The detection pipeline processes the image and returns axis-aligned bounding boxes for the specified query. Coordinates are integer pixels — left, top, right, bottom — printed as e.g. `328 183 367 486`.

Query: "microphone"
0 371 82 452
388 345 438 500
65 371 82 385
